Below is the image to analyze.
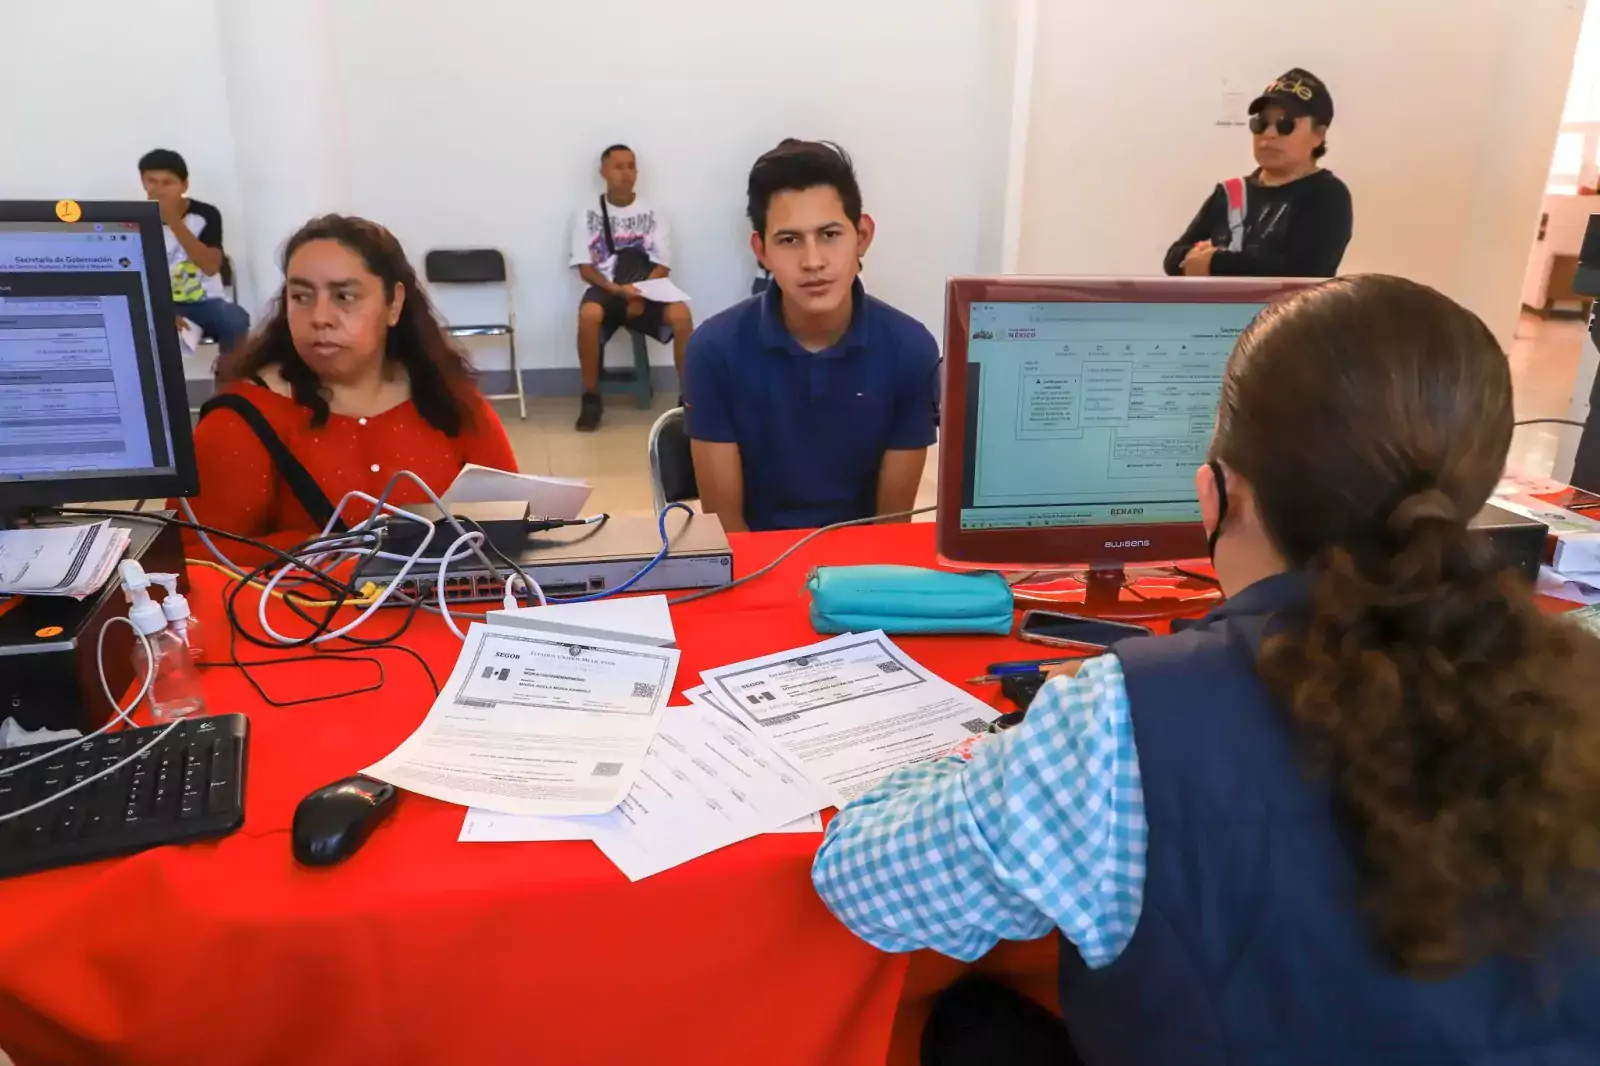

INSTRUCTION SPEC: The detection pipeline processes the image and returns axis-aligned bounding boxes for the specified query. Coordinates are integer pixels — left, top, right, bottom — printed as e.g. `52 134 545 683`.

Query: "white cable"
503 572 546 609
193 469 548 646
436 529 488 640
0 617 155 779
255 488 436 644
180 496 251 578
0 617 181 824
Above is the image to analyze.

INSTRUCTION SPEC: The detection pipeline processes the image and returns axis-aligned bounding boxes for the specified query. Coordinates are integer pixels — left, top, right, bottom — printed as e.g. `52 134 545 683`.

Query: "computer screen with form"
959 300 1265 532
0 220 176 487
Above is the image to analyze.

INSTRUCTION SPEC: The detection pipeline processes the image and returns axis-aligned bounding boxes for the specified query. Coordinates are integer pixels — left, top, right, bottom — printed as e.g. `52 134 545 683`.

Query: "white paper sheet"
487 595 676 647
1537 566 1600 605
459 701 827 871
458 808 599 842
364 623 678 816
176 317 204 355
684 685 824 833
0 520 130 599
441 463 593 520
701 631 1000 806
585 700 827 880
631 277 692 305
771 812 824 834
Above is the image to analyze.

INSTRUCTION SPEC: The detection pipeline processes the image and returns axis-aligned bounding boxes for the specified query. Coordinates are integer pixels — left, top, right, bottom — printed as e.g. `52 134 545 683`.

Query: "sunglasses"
1249 114 1301 136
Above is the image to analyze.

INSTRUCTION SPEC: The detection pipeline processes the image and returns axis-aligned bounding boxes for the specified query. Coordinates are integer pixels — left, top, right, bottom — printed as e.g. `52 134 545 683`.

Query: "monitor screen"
958 299 1263 533
0 215 186 500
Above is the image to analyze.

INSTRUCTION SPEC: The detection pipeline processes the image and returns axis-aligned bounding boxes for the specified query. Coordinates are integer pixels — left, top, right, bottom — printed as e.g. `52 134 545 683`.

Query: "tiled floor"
1506 313 1589 480
497 312 1590 515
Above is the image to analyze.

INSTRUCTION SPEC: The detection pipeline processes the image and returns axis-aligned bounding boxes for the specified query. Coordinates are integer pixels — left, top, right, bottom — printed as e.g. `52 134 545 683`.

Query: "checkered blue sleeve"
811 655 1146 967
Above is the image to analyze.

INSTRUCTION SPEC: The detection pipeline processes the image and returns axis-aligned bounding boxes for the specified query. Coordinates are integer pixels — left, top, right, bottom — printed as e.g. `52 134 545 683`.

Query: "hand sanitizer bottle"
119 561 206 721
150 573 205 663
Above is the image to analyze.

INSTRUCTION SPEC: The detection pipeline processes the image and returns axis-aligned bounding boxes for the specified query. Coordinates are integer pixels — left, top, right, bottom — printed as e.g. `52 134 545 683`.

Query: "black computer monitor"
0 201 196 522
937 276 1319 611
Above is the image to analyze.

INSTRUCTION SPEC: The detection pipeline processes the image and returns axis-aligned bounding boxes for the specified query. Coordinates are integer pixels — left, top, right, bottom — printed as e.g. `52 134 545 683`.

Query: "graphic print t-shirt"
568 196 672 282
164 198 225 304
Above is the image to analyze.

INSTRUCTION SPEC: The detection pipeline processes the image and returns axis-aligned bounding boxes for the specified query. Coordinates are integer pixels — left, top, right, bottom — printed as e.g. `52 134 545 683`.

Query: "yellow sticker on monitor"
55 200 82 223
34 626 64 638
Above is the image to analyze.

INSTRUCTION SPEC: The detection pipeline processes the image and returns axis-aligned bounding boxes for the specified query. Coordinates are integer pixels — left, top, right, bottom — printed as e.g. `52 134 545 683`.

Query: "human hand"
618 283 642 298
1042 660 1086 682
156 198 186 228
1181 242 1216 277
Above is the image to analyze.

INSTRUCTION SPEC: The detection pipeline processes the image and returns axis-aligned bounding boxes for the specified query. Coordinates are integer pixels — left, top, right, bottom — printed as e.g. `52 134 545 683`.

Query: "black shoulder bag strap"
599 194 616 258
197 392 346 534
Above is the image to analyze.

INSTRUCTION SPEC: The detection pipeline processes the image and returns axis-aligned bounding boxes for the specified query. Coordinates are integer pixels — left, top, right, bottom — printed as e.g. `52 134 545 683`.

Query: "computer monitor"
0 200 195 522
937 276 1319 608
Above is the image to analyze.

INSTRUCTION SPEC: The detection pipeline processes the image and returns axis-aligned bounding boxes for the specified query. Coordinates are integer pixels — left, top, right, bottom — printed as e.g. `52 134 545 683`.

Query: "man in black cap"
1164 68 1352 278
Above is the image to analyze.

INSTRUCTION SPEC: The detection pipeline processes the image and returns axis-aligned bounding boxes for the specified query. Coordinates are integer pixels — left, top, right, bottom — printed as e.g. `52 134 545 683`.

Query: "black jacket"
1163 169 1352 277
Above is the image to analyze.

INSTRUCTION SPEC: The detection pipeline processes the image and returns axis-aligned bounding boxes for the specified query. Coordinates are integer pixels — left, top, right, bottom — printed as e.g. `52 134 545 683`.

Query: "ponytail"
1257 487 1600 974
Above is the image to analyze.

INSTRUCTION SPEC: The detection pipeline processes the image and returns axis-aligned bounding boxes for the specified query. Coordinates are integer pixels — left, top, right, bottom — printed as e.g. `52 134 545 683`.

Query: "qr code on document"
876 661 904 674
632 682 657 699
592 762 623 777
960 718 992 735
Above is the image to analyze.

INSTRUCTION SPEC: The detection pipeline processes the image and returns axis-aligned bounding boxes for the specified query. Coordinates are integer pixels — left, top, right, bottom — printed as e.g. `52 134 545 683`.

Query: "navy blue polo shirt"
684 280 940 532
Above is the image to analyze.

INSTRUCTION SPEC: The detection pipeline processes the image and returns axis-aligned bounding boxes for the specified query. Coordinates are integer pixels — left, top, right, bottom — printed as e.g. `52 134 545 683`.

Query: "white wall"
1 0 1007 377
0 0 249 279
1 0 1587 372
1014 0 1586 349
316 0 1006 370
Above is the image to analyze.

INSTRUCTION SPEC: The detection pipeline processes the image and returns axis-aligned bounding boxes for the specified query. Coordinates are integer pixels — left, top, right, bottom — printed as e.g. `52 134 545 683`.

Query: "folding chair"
424 248 524 419
647 406 698 513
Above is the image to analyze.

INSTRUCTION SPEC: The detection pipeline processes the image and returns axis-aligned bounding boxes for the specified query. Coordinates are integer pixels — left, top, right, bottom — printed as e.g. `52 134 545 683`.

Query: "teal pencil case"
806 564 1015 636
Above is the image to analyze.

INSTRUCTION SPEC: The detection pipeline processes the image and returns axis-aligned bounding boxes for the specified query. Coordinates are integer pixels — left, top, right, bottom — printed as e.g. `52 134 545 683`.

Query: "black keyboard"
0 714 248 879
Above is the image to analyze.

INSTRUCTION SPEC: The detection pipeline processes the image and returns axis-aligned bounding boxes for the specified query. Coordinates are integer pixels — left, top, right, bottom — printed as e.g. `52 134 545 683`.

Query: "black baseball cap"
1249 69 1334 127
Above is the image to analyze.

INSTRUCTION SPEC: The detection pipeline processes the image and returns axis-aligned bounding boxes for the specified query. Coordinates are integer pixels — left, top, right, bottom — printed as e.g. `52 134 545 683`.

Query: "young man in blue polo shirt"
684 140 939 533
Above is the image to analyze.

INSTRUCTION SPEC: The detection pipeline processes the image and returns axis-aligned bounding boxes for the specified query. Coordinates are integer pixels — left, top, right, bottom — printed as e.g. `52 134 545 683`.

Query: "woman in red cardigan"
183 215 516 564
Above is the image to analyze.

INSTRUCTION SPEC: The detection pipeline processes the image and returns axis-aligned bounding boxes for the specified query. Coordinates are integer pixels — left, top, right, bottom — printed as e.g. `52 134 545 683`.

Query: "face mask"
1206 459 1229 562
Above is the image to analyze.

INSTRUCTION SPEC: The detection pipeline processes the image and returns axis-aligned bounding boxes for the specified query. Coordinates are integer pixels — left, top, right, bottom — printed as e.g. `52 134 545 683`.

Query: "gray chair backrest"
648 407 698 512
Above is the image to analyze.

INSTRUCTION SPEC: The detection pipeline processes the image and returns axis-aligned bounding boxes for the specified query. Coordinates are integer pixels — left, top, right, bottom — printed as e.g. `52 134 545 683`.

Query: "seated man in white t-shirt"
568 144 693 431
138 148 251 354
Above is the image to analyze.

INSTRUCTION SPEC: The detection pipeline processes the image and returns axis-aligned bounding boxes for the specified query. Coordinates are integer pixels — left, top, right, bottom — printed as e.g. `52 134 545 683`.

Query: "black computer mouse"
291 775 398 866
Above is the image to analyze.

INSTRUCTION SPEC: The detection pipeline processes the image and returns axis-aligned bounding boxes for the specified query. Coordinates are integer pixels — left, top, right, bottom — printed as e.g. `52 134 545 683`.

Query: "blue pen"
966 656 1084 685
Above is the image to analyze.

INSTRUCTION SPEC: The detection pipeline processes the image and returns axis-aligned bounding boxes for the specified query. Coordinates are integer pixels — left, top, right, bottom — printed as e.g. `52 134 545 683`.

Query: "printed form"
459 700 826 878
365 622 678 816
701 632 999 805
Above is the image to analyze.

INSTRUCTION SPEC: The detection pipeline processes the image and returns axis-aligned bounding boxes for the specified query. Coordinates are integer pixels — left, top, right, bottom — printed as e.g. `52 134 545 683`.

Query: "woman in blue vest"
813 274 1600 1065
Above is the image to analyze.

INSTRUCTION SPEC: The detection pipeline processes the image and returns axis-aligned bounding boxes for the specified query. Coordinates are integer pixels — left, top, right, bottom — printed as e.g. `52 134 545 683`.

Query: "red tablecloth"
0 524 1088 1066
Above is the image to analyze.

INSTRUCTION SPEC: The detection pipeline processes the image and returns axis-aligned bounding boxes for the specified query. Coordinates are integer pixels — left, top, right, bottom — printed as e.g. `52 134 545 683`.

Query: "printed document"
587 700 827 879
701 631 1000 805
684 685 824 833
365 622 678 816
0 520 129 599
458 808 597 842
458 700 826 876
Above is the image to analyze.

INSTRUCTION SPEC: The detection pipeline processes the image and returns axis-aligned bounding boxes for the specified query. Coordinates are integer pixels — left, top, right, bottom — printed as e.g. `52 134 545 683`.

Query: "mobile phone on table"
1017 610 1152 651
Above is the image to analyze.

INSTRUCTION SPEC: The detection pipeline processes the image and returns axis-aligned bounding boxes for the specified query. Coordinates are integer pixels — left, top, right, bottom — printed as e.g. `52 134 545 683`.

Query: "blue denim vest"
1059 572 1599 1065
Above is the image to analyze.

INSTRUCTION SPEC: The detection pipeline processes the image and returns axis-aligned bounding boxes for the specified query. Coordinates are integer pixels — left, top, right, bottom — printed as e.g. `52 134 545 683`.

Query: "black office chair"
648 407 697 512
424 248 524 419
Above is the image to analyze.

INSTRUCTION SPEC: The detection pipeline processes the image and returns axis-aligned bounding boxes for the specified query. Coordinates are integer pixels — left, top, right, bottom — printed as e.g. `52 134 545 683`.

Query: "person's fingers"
1042 660 1086 681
